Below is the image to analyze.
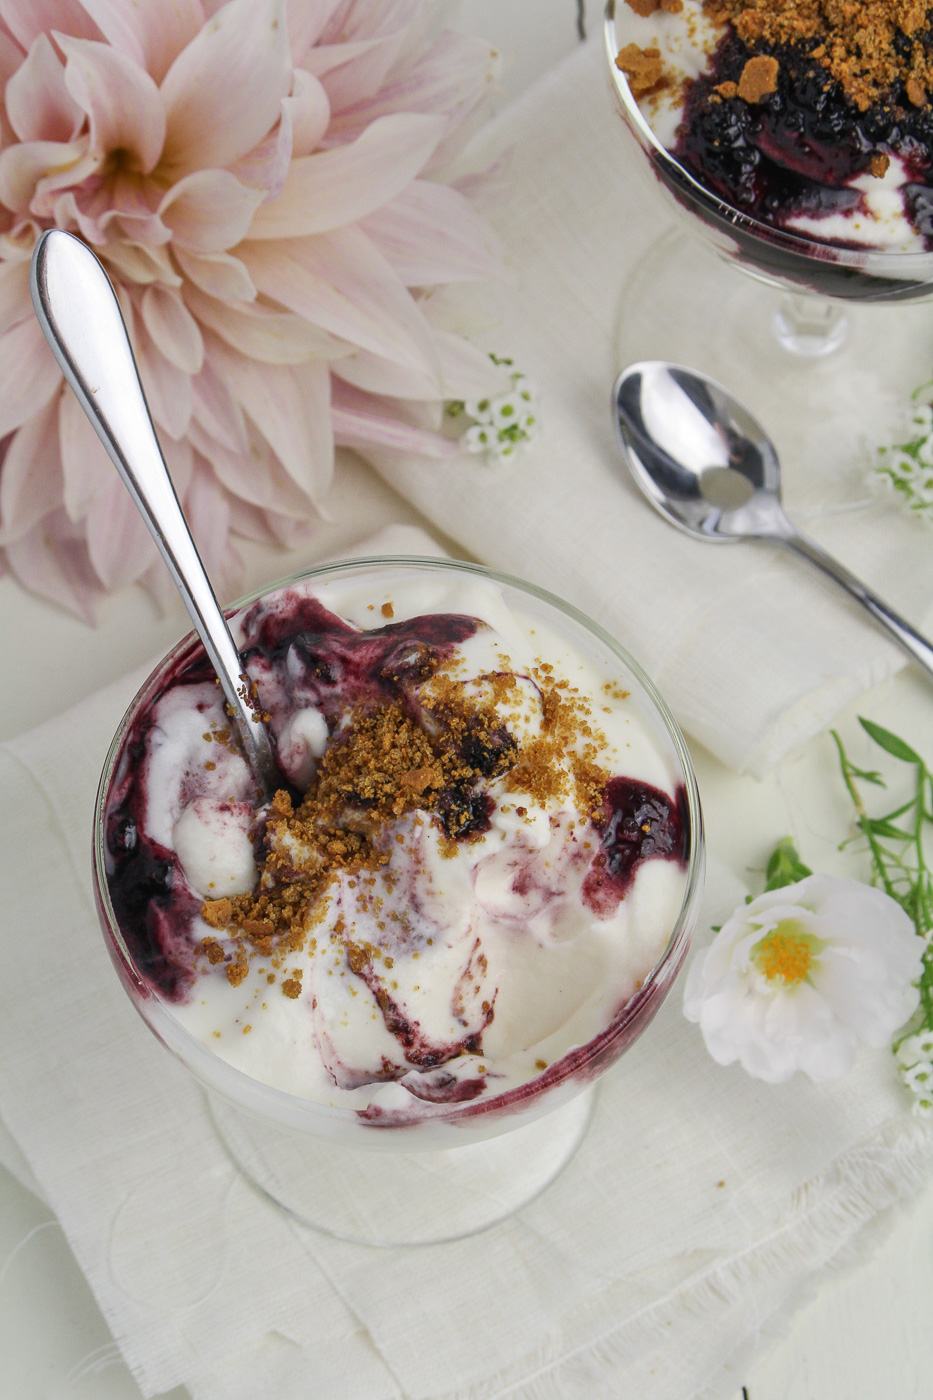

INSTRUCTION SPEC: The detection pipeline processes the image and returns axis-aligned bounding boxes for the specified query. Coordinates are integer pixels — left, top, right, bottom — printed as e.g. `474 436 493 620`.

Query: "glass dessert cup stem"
615 228 933 512
207 1085 596 1246
771 292 848 358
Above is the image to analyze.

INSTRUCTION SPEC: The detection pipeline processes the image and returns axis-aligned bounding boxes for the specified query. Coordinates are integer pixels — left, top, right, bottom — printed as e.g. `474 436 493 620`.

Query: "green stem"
831 730 899 900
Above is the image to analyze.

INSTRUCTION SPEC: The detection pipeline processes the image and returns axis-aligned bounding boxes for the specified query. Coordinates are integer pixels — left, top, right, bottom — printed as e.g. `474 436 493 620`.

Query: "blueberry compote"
671 31 933 250
102 576 692 1119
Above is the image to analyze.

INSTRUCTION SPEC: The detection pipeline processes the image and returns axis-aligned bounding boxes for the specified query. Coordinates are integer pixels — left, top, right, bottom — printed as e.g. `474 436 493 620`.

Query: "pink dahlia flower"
0 0 503 620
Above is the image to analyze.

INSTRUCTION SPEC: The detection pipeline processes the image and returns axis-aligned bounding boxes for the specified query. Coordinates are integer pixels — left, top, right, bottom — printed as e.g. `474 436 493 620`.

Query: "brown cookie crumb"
282 978 302 998
225 960 248 988
714 79 739 99
616 43 667 98
907 77 927 106
737 54 779 104
381 601 394 618
869 152 891 177
625 0 661 15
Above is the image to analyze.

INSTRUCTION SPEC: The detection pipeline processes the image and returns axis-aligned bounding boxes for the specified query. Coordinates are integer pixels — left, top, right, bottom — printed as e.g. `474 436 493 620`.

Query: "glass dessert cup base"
208 1083 596 1246
615 229 933 514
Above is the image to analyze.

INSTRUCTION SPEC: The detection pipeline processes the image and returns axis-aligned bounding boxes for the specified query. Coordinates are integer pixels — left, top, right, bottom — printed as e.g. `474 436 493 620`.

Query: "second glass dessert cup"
604 0 933 514
93 556 704 1247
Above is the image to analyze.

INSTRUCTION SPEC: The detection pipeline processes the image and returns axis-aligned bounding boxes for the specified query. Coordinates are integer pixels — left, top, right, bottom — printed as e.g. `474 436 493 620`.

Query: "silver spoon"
30 228 278 795
613 360 933 680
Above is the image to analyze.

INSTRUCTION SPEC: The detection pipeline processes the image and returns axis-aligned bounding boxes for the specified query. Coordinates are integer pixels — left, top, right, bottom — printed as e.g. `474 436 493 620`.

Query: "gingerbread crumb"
381 601 394 618
615 43 667 98
282 978 302 998
869 152 891 177
736 54 779 104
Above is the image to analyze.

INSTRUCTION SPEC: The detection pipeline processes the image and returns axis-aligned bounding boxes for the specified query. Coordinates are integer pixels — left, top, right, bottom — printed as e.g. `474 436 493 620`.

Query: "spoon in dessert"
613 360 933 680
30 228 278 795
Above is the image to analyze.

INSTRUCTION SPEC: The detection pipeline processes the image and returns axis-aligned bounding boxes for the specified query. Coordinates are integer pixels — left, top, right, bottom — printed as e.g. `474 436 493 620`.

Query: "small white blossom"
902 1060 933 1092
464 397 495 424
898 1029 933 1063
683 875 925 1084
464 423 496 454
489 393 523 428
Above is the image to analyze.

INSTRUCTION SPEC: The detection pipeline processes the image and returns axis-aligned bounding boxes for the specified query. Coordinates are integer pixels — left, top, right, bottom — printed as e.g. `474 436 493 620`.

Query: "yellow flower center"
750 919 825 986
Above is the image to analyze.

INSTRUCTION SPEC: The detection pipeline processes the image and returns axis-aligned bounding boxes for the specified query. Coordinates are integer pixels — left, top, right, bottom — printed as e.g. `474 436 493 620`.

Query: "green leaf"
763 837 812 892
859 717 923 764
863 818 914 840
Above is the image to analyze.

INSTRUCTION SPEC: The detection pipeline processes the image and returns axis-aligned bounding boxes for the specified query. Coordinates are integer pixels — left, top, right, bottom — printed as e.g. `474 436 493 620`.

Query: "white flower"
902 1060 933 1093
898 1030 933 1064
683 875 925 1084
910 403 933 435
465 396 495 424
464 422 495 453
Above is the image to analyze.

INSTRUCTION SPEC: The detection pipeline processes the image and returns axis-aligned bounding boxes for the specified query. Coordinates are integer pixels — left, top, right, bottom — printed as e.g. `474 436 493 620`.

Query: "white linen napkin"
368 38 933 778
2 522 932 1400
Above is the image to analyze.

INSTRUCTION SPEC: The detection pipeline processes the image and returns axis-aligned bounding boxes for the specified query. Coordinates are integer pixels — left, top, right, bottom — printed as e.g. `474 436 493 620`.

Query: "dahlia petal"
360 181 500 286
188 420 311 516
160 431 194 498
241 227 441 382
86 476 157 588
0 219 41 262
6 34 84 142
331 403 455 459
0 316 62 436
159 169 264 254
187 285 346 364
328 31 496 155
432 329 510 401
183 454 232 579
227 104 292 206
30 146 104 218
0 0 99 50
285 68 331 158
332 349 451 402
0 257 31 335
161 0 291 177
172 247 256 302
100 239 182 286
314 26 410 111
78 0 204 84
58 383 111 520
287 0 343 66
190 355 249 453
209 341 333 501
5 512 103 623
0 137 94 215
141 284 204 374
131 314 192 439
138 555 178 613
248 113 445 239
56 33 166 173
0 396 62 544
300 37 382 81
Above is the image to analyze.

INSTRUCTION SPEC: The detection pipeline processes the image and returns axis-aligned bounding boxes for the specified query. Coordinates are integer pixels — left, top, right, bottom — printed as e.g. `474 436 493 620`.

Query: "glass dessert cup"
604 0 933 513
93 556 704 1246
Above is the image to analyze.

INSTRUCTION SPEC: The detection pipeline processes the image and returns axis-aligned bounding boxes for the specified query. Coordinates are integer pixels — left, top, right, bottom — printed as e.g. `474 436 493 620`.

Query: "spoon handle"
776 526 933 679
30 229 277 795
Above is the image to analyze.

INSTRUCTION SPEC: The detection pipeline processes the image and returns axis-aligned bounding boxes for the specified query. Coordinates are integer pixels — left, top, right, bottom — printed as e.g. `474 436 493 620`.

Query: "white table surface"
3 3 933 1398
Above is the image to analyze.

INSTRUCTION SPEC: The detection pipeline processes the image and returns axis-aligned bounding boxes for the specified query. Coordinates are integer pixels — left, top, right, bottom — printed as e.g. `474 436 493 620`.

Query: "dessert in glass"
604 0 933 508
93 556 704 1245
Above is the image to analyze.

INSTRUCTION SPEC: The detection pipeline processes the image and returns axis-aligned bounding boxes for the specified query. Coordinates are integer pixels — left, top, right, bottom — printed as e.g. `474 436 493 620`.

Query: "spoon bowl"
613 360 933 680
